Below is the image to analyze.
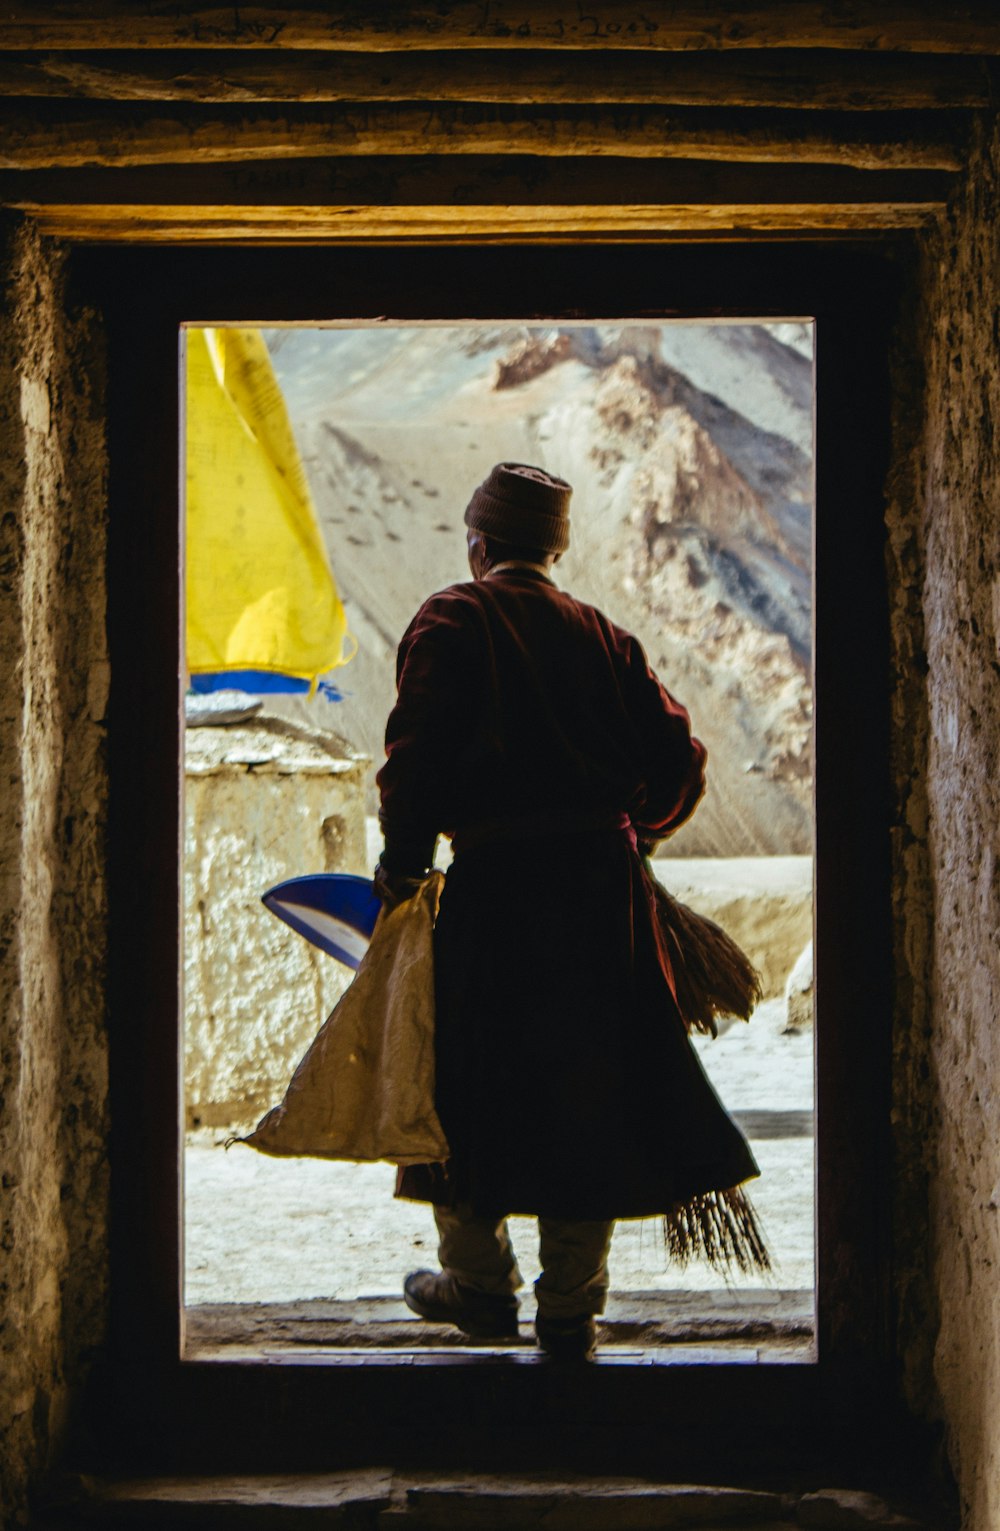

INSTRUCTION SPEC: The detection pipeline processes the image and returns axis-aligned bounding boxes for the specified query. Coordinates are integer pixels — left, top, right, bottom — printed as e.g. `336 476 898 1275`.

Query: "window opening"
181 319 816 1363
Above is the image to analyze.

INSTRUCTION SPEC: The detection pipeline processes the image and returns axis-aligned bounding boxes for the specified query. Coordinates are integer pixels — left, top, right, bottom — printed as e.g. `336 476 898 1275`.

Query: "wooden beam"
0 48 993 109
1 4 998 54
0 155 955 211
0 101 968 172
10 200 942 242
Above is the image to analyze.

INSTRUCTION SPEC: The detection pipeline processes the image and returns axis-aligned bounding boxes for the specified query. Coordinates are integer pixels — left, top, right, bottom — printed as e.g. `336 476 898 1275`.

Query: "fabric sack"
236 871 449 1167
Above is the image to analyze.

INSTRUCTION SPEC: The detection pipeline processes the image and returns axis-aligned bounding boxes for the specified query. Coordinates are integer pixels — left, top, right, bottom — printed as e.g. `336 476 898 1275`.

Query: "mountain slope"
264 322 814 855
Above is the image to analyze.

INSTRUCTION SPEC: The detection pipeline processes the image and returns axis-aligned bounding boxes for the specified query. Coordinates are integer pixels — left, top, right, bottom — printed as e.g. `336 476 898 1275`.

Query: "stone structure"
784 941 814 1034
1 9 999 1529
184 716 368 1131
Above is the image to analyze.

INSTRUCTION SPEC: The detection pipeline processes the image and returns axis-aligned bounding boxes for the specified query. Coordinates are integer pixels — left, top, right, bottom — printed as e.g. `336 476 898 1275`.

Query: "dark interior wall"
888 111 1000 1527
0 216 109 1527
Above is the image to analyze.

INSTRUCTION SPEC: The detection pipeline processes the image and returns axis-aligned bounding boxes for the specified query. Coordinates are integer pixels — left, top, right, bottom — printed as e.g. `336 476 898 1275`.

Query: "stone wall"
0 218 108 1527
889 113 1000 1528
184 716 369 1130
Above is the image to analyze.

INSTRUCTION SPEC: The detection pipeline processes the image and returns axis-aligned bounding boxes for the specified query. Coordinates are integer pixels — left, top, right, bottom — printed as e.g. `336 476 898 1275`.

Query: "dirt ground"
184 997 813 1307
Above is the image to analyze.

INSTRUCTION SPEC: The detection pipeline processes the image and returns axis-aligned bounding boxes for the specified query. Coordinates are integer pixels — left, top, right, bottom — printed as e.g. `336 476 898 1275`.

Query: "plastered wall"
888 115 1000 1528
0 218 109 1526
184 718 368 1130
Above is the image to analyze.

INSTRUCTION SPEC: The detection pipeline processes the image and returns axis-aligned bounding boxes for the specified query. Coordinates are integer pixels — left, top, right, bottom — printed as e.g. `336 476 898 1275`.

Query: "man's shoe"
535 1313 597 1362
404 1269 520 1339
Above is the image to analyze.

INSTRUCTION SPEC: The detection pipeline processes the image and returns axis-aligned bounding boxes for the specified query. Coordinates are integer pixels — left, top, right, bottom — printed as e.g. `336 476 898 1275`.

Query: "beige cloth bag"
239 871 449 1166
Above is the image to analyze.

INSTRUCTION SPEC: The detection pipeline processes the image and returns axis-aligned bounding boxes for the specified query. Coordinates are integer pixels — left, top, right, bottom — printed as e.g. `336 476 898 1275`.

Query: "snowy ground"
184 998 813 1307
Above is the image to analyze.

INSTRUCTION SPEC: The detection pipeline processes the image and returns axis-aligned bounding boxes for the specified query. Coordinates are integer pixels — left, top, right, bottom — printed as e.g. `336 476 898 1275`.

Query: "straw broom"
644 862 772 1274
645 866 763 1039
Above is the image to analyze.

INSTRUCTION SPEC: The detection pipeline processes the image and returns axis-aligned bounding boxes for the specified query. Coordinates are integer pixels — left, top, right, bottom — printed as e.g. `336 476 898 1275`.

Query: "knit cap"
464 462 572 554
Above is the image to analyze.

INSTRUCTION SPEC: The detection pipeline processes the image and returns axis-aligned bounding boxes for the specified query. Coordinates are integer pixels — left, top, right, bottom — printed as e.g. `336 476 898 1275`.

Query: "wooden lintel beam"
0 4 998 54
0 101 969 172
0 155 955 212
0 48 994 110
10 201 942 243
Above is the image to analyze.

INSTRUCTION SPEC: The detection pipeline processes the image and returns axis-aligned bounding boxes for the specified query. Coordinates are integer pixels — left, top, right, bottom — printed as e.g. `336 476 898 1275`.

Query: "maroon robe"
377 567 758 1220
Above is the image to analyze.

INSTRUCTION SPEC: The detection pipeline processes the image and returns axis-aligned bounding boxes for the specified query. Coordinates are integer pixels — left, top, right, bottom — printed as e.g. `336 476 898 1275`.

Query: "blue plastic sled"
261 873 381 970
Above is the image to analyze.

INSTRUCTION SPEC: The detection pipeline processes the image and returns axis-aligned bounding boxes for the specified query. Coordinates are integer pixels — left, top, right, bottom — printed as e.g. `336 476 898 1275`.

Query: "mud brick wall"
920 112 1000 1530
888 112 1000 1528
0 217 109 1526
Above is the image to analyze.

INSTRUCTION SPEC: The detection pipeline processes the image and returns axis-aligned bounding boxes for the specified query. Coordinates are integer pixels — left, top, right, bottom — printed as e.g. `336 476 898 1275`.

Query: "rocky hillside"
264 322 814 856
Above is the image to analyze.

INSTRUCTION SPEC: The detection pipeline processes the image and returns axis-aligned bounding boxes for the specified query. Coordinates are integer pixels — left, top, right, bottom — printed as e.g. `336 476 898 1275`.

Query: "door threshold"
183 1289 815 1366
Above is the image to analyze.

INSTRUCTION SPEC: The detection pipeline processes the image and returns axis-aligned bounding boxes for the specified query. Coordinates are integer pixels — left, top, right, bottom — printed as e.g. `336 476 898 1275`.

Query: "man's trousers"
433 1204 614 1320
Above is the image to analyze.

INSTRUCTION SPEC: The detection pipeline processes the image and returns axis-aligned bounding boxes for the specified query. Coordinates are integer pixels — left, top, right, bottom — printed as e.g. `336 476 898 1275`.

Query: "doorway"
180 317 816 1363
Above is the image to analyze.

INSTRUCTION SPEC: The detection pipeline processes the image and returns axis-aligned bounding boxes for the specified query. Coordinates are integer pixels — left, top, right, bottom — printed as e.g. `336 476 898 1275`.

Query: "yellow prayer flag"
185 326 352 686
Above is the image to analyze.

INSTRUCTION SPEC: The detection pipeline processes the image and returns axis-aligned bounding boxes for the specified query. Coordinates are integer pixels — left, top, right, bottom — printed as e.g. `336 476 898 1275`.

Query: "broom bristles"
644 870 771 1275
650 876 763 1037
663 1185 772 1276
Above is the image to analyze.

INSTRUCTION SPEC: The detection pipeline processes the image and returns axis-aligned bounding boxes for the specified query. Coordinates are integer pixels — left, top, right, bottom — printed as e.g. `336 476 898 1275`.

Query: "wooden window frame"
86 240 898 1480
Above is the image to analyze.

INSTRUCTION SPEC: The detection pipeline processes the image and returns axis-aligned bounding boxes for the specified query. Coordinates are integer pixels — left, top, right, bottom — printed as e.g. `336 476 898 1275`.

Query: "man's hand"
373 860 427 911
